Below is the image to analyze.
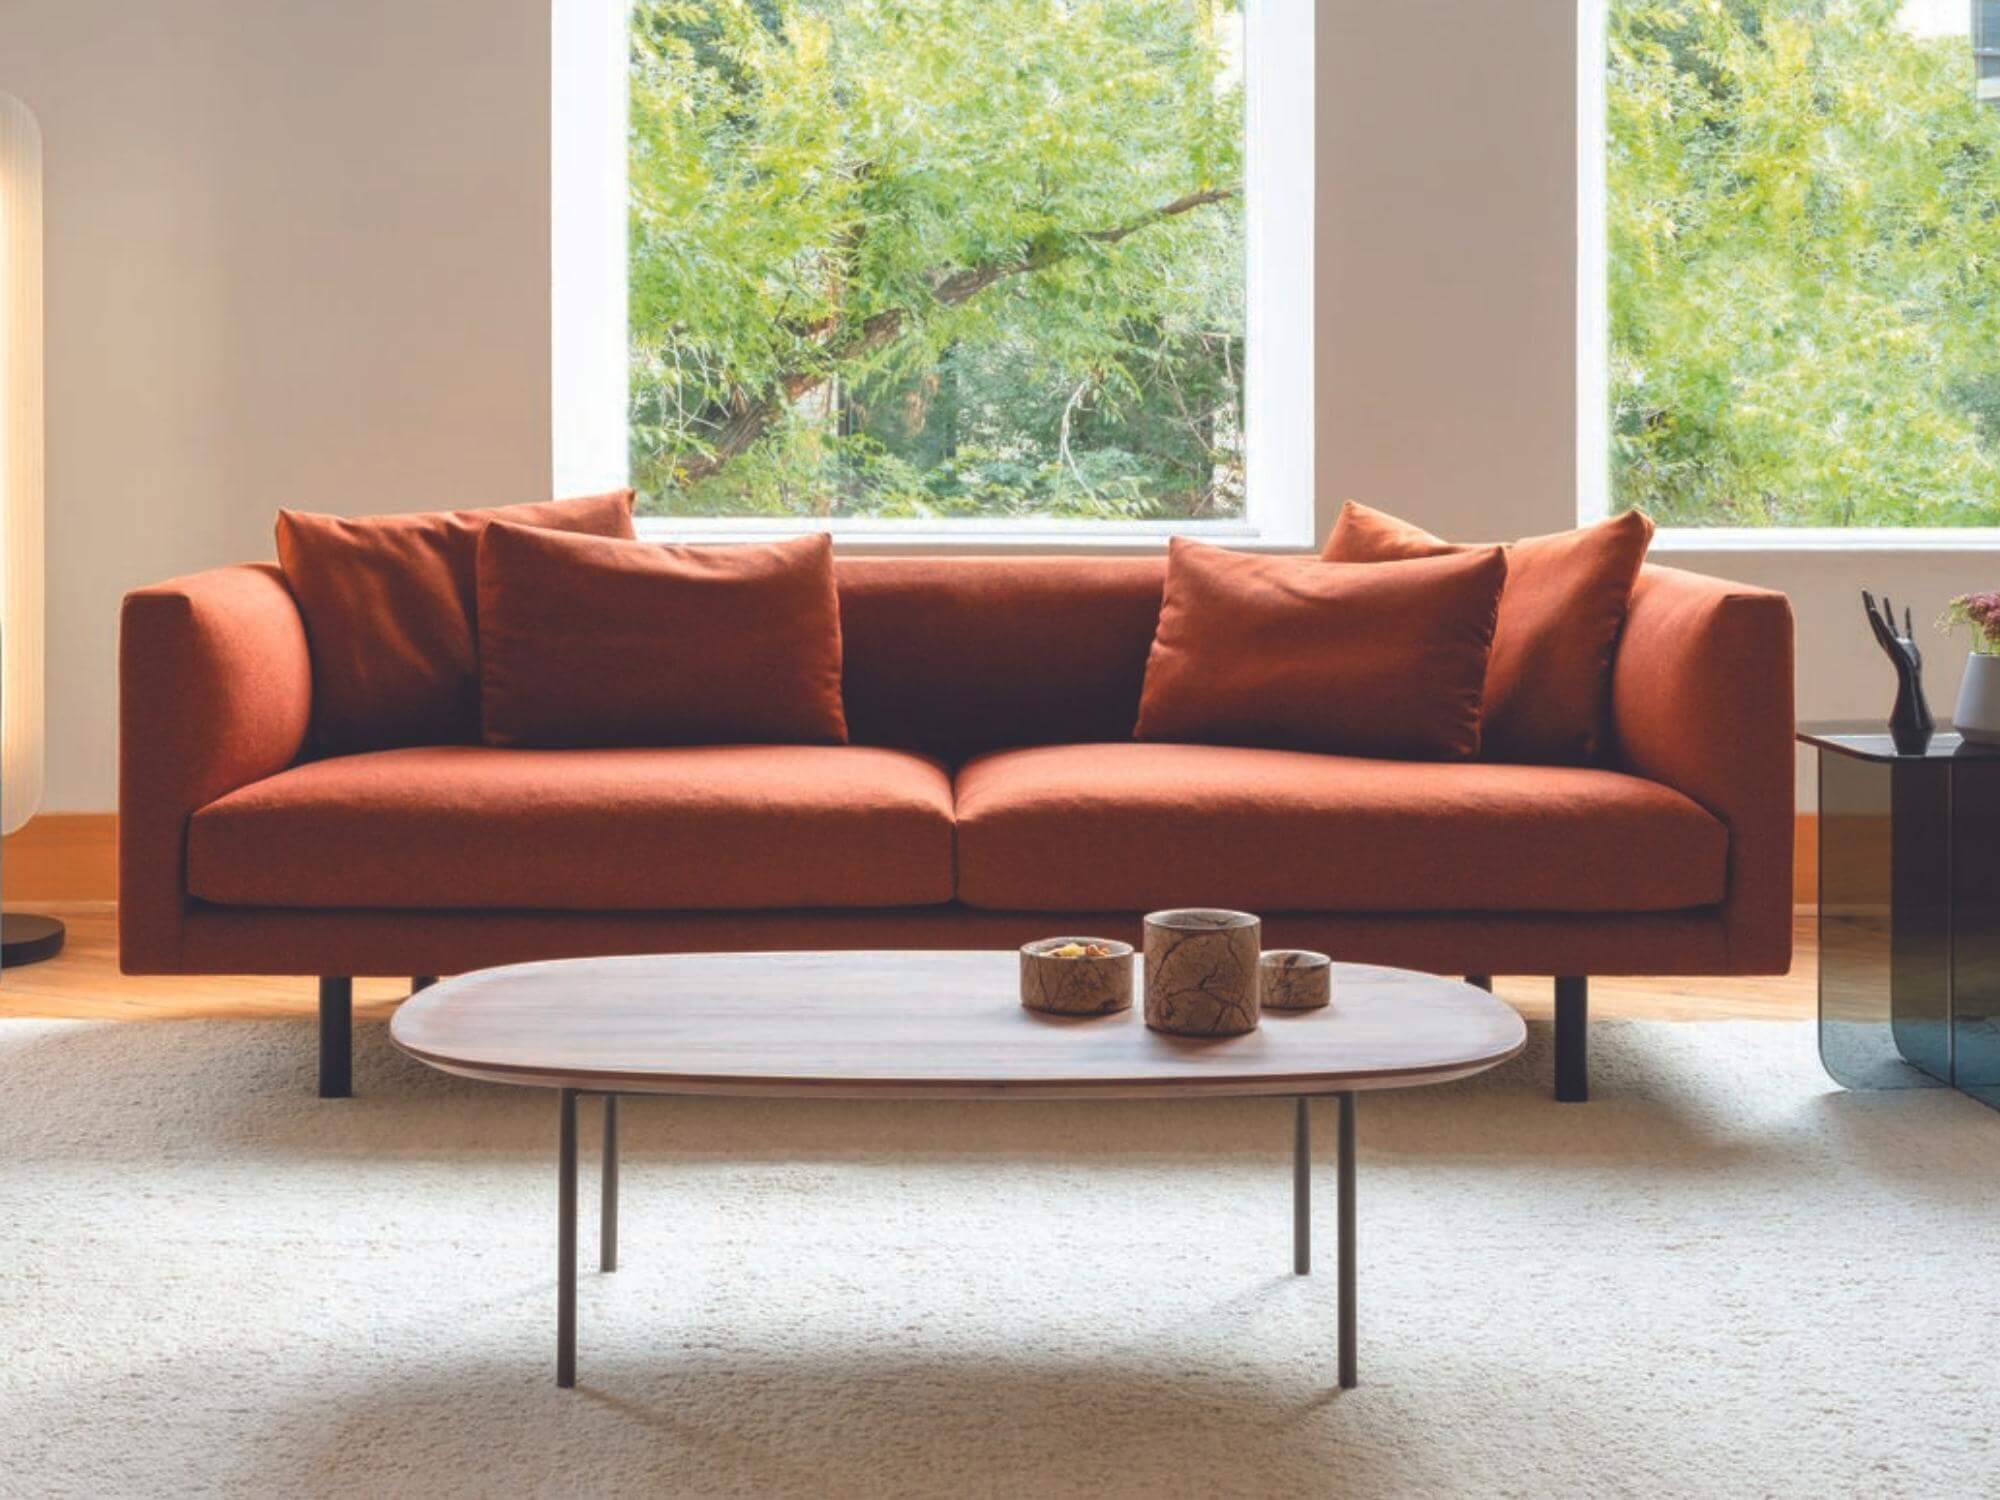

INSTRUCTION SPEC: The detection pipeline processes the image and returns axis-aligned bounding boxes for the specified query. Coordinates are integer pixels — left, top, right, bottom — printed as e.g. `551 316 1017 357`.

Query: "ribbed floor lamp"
1 91 63 967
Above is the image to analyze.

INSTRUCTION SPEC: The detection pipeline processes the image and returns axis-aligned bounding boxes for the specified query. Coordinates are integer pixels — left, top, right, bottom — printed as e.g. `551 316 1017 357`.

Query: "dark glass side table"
1799 723 2000 1110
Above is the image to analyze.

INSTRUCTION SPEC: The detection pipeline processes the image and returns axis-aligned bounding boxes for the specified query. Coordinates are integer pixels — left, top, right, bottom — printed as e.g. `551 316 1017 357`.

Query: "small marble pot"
1260 950 1333 1011
1143 909 1262 1036
1020 938 1135 1016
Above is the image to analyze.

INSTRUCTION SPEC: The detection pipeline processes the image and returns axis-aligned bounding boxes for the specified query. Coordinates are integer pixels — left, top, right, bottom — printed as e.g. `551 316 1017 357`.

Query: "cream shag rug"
2 1015 1996 1498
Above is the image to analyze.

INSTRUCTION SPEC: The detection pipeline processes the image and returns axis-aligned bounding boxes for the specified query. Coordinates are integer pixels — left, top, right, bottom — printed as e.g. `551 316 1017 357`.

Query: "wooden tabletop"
389 951 1525 1100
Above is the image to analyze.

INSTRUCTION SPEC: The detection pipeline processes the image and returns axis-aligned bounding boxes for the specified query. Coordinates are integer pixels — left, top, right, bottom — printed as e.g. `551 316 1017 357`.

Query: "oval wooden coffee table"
390 951 1525 1390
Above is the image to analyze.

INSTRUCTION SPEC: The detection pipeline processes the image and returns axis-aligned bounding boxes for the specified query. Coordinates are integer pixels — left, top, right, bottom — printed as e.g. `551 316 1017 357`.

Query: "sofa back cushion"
276 490 635 753
834 556 1166 760
1132 539 1508 760
478 525 847 748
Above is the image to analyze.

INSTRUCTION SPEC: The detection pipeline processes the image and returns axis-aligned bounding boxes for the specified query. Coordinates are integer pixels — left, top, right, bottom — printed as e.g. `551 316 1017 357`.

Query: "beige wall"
1317 0 1580 546
2 0 1988 809
1 0 551 809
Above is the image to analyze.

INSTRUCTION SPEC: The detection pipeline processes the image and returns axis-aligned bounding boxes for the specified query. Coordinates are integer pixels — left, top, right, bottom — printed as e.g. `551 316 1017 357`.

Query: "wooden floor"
0 903 1819 1023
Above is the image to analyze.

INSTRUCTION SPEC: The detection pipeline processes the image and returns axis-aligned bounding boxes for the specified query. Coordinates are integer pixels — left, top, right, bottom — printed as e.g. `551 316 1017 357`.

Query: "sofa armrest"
119 563 313 971
1611 563 1795 972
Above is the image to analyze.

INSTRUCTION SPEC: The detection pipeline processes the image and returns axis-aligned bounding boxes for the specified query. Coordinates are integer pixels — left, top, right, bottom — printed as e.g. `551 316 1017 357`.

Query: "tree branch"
675 184 1239 484
927 185 1238 307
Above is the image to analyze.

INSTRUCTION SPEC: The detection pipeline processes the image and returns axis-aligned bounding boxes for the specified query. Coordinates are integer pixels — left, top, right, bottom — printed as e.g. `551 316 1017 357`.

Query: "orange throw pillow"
1134 537 1507 760
1322 502 1654 764
276 490 636 753
477 525 848 748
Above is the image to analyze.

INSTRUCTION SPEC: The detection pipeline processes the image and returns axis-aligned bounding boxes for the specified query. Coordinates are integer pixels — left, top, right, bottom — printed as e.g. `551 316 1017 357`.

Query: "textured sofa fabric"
166 909 1737 986
187 745 953 910
1612 565 1796 973
1323 503 1656 765
833 556 1164 758
954 743 1726 914
118 556 1796 980
119 562 314 974
477 526 848 749
1132 540 1508 760
275 491 636 754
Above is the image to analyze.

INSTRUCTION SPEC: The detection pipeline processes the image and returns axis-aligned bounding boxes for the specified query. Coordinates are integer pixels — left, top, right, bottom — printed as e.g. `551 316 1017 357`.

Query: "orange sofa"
119 556 1795 1101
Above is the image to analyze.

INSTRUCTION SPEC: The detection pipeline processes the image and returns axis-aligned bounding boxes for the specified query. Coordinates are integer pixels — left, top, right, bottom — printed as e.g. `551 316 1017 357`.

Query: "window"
555 0 1312 544
1979 0 2000 102
1596 0 2000 532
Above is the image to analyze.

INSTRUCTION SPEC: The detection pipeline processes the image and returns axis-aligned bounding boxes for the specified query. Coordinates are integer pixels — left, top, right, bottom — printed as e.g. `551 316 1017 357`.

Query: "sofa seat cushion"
954 743 1727 913
188 745 955 911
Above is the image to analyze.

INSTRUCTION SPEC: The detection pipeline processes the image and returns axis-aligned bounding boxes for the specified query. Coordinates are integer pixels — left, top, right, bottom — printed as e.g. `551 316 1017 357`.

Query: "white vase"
1953 653 2000 747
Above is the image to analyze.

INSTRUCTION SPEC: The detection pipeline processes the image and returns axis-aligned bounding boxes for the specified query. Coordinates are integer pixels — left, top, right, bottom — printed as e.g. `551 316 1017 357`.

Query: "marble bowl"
1260 949 1333 1010
1142 909 1262 1036
1019 937 1136 1017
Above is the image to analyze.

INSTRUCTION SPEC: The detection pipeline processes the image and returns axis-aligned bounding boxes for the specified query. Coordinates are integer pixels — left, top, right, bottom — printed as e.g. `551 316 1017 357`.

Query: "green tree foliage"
628 0 1244 520
1611 0 2000 526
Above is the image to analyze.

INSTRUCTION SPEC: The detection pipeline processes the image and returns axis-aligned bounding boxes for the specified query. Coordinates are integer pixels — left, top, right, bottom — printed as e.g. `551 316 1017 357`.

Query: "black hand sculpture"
1863 590 1934 754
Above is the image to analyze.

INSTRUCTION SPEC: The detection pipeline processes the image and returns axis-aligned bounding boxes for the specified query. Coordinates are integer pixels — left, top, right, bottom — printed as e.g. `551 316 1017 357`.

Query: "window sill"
1648 526 2000 554
633 516 1317 554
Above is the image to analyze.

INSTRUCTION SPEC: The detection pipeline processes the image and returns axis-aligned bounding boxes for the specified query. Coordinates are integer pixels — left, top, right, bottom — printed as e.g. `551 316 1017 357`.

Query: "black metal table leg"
558 1087 578 1388
601 1094 619 1273
1293 1096 1310 1275
1337 1090 1356 1390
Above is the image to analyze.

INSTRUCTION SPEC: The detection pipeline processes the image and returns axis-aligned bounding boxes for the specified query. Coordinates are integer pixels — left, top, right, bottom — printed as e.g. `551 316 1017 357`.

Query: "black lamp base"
2 912 66 967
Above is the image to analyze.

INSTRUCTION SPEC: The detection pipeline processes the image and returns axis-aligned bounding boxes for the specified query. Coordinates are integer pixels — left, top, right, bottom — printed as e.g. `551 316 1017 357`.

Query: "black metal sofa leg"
1554 976 1588 1103
318 977 354 1099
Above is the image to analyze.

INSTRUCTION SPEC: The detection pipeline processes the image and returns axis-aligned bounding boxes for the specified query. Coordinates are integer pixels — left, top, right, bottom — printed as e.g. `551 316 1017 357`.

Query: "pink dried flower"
1941 593 2000 655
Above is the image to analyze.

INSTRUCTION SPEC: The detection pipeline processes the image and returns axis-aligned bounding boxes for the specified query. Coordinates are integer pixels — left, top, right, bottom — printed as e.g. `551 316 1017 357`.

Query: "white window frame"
1576 0 2000 554
554 0 1315 550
